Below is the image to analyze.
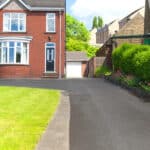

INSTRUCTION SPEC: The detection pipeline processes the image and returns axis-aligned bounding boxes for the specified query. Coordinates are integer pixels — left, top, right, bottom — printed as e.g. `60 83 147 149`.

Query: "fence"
88 57 106 77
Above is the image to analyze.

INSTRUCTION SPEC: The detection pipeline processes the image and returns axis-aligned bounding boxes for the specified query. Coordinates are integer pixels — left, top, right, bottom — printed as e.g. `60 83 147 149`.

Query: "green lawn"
0 86 60 150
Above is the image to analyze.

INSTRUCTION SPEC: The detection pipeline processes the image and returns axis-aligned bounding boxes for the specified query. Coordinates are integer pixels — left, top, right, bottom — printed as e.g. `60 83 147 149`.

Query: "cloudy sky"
66 0 145 29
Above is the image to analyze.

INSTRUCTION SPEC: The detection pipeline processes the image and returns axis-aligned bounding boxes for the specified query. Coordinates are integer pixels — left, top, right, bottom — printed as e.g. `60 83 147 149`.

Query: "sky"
66 0 145 29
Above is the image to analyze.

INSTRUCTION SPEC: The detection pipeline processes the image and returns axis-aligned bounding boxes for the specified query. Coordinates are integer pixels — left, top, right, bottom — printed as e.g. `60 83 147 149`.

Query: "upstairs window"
3 13 26 32
46 13 56 32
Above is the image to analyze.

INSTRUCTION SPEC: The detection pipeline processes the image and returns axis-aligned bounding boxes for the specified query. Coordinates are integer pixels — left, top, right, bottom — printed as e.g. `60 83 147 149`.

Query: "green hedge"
112 43 150 82
112 43 134 71
134 51 150 81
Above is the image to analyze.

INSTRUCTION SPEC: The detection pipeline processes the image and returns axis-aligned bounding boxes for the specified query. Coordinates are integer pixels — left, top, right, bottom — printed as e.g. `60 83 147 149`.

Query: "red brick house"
0 0 65 78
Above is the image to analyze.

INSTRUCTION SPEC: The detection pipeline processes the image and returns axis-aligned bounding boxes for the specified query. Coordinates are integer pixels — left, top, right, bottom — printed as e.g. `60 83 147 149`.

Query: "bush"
112 43 134 71
66 38 98 58
134 51 150 81
120 45 149 74
95 65 112 77
112 43 150 82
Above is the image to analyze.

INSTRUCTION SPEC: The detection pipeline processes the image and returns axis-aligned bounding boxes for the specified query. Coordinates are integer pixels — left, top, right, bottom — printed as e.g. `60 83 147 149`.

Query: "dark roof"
0 0 65 8
66 51 89 62
22 0 65 8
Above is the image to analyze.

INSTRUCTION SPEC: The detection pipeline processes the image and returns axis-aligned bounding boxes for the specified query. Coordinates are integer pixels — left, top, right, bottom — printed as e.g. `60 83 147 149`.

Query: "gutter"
111 34 150 39
59 11 62 79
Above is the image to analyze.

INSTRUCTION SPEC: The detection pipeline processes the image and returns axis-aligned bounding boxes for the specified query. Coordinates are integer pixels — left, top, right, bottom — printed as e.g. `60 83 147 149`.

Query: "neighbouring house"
119 7 145 29
96 20 119 45
89 28 100 47
66 51 89 78
115 7 145 46
95 7 145 69
0 0 65 78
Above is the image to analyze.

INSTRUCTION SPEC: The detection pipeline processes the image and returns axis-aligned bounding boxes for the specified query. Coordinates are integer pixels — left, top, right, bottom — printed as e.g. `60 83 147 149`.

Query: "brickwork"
88 57 106 77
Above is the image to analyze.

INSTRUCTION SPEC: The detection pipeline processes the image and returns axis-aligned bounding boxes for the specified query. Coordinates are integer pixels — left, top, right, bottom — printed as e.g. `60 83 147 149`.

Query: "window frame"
3 13 26 32
0 41 29 65
46 13 56 33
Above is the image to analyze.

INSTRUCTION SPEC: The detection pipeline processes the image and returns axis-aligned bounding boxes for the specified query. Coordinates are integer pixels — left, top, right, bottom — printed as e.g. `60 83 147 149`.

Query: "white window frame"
3 13 26 32
46 13 56 33
45 42 56 73
0 41 29 65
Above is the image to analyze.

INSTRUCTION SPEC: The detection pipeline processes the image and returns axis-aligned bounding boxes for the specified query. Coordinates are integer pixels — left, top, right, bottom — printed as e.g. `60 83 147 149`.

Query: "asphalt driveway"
0 78 150 150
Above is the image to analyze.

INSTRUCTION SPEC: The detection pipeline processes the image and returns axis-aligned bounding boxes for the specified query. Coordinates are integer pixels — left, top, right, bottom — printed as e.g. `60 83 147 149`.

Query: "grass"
95 65 112 77
0 86 60 150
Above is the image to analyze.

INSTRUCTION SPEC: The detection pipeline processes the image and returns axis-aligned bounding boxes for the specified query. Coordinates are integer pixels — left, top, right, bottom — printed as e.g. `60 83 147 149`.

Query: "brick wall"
88 57 106 77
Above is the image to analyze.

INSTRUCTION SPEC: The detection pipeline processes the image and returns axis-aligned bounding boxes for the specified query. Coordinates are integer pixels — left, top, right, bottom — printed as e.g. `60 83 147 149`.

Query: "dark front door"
46 47 55 72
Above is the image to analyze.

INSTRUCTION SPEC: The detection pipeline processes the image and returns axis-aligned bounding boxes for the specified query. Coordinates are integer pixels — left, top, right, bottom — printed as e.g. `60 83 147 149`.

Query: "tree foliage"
92 16 98 29
92 16 103 29
66 14 90 42
66 14 98 58
98 16 103 28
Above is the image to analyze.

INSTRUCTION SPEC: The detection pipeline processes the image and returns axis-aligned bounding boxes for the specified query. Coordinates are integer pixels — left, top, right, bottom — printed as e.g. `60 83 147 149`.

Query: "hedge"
112 43 150 82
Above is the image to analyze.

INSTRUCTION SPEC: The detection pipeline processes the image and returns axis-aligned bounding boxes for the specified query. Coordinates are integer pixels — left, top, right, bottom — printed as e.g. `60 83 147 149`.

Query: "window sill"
0 64 30 66
44 32 56 34
44 71 57 73
1 32 27 34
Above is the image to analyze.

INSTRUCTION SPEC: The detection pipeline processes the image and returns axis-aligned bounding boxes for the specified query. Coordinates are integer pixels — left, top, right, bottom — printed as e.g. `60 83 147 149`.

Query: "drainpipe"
59 11 62 79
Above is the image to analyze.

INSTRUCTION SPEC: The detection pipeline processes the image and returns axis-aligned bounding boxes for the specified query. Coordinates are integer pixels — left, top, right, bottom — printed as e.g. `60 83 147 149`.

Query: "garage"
66 62 82 78
66 51 89 78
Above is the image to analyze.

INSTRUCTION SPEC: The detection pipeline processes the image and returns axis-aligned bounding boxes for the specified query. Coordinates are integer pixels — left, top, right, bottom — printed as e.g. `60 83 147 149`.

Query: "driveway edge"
35 91 70 150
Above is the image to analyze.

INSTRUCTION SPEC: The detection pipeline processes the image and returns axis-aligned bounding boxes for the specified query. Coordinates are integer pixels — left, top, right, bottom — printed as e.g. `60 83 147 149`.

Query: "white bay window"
3 13 26 32
0 41 29 64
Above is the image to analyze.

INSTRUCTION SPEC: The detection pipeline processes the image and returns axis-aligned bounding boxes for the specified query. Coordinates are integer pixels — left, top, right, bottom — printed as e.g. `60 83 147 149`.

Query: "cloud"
71 0 145 28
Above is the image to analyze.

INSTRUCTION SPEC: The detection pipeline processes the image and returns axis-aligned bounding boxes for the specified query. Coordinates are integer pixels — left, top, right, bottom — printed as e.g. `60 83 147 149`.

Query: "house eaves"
0 0 65 11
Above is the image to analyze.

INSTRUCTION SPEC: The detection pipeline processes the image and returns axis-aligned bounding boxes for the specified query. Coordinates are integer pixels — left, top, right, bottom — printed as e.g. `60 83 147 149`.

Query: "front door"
46 47 55 72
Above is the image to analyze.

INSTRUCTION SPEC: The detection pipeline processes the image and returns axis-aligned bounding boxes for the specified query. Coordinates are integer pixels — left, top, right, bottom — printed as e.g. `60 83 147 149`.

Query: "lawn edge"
35 91 70 150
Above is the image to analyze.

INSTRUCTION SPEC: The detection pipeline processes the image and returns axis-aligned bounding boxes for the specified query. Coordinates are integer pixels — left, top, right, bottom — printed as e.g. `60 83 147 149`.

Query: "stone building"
96 20 119 45
115 12 145 46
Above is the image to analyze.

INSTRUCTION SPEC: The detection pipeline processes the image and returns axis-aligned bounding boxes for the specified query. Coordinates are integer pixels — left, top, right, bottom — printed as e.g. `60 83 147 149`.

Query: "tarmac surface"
0 78 150 150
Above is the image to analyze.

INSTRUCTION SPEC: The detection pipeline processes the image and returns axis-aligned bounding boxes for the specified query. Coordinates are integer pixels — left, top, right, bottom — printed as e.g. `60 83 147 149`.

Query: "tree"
66 14 98 58
66 14 90 42
92 16 103 29
98 16 103 28
92 16 98 29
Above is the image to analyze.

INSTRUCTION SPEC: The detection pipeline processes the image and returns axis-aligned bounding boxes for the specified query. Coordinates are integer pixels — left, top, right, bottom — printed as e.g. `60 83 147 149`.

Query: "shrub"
95 65 112 77
133 50 150 81
112 43 134 71
120 45 149 74
112 43 150 82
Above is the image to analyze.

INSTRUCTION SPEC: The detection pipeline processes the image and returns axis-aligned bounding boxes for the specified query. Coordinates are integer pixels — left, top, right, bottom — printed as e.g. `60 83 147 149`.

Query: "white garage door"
66 62 82 78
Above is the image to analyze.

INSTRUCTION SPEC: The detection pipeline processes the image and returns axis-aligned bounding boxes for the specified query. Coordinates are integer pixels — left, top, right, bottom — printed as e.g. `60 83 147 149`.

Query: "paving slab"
35 91 70 150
